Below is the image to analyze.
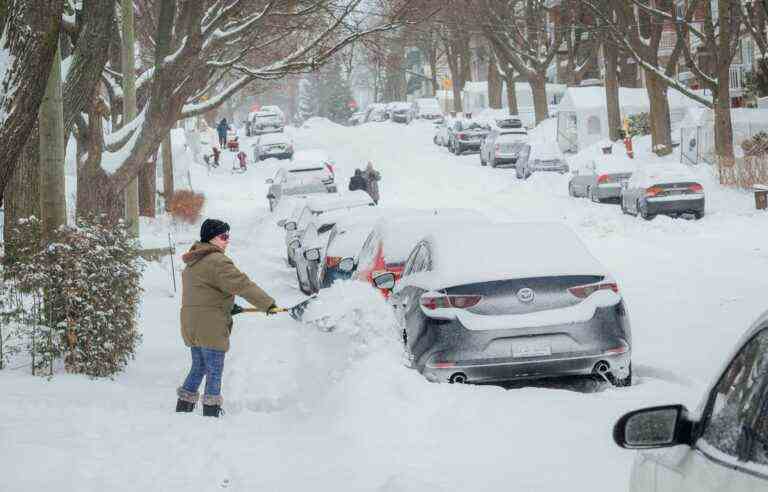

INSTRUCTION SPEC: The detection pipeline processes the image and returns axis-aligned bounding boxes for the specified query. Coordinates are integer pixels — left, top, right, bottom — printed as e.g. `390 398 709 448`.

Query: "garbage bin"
754 184 768 210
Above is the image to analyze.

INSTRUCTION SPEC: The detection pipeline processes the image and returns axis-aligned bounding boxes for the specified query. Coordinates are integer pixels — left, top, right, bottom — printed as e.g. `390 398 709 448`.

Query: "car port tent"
556 86 708 154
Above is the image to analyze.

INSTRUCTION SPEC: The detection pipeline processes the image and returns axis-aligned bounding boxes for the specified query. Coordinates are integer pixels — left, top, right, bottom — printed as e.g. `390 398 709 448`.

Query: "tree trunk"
604 42 622 141
4 136 40 253
161 132 174 211
488 56 503 109
714 65 735 172
122 0 139 237
451 76 463 113
530 76 549 124
39 44 67 244
504 74 518 115
644 70 673 156
138 156 156 217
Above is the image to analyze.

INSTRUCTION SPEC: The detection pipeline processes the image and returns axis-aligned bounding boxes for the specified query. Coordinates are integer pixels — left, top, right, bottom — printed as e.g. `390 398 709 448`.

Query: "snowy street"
5 119 768 491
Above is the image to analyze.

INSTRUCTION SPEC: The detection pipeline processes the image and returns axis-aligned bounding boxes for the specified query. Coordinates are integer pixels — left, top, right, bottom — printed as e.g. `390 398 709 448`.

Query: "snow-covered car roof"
579 156 637 175
529 144 565 161
399 222 607 290
327 223 375 258
281 180 330 197
257 133 291 145
371 212 488 263
305 190 375 213
261 105 283 115
282 159 330 173
293 149 331 163
631 164 699 187
387 102 411 110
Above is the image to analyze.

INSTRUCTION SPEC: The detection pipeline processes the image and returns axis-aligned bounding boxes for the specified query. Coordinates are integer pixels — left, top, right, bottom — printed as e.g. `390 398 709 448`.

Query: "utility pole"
122 0 139 237
39 41 67 244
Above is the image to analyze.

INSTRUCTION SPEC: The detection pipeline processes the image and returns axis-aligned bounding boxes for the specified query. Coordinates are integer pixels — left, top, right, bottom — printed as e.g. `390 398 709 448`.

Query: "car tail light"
645 186 664 197
688 183 703 193
597 174 610 184
325 163 335 175
495 143 500 152
568 282 619 299
420 294 482 310
458 133 467 141
326 256 341 268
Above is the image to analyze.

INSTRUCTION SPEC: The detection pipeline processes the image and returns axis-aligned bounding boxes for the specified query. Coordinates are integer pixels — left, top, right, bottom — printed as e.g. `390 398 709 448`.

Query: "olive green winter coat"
180 242 275 352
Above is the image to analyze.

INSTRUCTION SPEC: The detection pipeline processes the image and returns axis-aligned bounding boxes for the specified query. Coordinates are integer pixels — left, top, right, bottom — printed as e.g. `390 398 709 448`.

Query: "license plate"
512 343 551 358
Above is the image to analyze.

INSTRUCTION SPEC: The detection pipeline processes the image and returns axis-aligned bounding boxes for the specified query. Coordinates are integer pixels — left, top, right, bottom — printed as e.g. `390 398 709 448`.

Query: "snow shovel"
231 296 334 330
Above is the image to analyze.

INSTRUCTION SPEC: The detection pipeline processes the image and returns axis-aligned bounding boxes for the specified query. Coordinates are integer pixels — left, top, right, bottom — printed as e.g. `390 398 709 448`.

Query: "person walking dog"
176 219 281 417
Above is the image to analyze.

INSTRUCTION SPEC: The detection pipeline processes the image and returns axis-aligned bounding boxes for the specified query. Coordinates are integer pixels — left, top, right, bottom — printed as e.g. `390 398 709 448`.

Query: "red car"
352 214 485 297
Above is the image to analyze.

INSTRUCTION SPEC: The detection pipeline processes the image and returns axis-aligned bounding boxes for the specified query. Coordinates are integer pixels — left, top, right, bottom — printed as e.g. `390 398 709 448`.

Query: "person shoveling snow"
176 219 286 418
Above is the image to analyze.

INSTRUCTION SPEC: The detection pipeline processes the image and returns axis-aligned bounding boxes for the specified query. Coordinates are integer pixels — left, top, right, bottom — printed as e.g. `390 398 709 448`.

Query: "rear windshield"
257 114 279 119
289 167 324 173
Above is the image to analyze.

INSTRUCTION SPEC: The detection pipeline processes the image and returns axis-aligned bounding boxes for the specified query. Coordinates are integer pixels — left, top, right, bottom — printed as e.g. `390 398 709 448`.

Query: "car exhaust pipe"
449 373 468 384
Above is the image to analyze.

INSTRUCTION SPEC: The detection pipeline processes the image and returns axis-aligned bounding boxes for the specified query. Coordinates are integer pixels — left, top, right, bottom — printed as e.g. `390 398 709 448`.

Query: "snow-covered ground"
5 118 768 491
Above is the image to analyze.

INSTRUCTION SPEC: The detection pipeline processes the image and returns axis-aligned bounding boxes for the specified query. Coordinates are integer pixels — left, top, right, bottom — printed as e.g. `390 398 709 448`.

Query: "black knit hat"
200 219 230 243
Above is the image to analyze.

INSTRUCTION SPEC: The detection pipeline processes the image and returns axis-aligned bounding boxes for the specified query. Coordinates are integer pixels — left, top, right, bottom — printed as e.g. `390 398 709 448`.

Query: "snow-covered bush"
3 216 144 377
741 132 768 157
167 190 205 224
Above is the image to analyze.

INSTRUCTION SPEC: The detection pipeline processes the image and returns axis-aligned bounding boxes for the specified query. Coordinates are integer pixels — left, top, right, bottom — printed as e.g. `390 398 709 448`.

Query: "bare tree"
0 0 62 206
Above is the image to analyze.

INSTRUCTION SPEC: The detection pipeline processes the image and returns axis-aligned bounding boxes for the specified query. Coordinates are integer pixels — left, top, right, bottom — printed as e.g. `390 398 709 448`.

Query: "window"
700 329 768 465
403 246 422 276
357 230 379 271
587 115 601 135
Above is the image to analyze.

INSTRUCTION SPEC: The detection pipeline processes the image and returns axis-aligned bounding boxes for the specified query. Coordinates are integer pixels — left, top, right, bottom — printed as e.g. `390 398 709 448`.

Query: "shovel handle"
240 307 288 314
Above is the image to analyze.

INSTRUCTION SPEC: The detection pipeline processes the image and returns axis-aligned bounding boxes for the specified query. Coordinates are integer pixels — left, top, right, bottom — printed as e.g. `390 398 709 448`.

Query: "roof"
558 87 710 113
400 222 606 290
305 191 375 213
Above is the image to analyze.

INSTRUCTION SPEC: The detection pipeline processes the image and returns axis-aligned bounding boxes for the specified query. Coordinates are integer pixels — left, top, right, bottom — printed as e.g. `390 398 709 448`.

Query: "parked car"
620 163 705 220
348 112 366 126
252 132 293 161
433 120 451 146
260 105 284 122
479 128 529 168
249 110 284 136
389 102 414 124
266 155 337 211
283 191 375 268
365 103 388 122
516 144 569 179
349 212 486 298
413 98 443 121
448 120 491 155
613 314 768 491
568 158 635 203
374 222 631 386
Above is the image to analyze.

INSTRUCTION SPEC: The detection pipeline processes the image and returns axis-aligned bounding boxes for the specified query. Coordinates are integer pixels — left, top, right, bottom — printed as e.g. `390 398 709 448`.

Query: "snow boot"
176 387 199 413
202 394 224 418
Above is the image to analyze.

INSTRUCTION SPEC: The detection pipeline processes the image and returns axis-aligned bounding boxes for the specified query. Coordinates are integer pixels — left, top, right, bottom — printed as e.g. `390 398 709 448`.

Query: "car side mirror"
285 221 297 232
265 178 274 184
338 257 355 273
304 248 321 261
613 405 694 450
372 272 396 291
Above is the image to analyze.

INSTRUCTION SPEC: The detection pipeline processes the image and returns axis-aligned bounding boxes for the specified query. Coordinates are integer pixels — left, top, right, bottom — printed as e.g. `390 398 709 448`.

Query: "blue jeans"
181 347 225 398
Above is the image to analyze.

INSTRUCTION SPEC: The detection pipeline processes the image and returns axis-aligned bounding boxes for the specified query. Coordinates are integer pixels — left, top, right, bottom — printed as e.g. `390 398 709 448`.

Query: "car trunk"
647 181 702 198
443 275 605 316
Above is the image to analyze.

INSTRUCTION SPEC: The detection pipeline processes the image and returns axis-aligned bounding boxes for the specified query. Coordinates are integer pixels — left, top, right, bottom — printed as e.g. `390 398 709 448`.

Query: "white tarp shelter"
557 86 708 153
680 108 768 164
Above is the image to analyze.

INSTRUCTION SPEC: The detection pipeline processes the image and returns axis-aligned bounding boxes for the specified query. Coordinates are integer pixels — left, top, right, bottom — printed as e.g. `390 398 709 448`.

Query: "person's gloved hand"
266 305 286 316
230 304 244 315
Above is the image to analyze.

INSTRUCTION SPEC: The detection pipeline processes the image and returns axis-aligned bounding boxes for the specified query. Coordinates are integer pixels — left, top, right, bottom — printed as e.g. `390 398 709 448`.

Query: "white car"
614 313 768 491
479 128 529 168
266 158 337 211
413 98 443 121
252 132 293 161
249 110 284 136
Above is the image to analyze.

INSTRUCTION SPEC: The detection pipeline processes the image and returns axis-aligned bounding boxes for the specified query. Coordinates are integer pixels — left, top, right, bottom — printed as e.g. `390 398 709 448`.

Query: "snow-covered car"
283 191 375 268
568 158 636 203
516 144 569 179
613 315 768 491
375 222 631 386
349 212 486 298
433 120 451 146
479 128 529 168
252 132 293 161
620 163 705 220
389 102 413 124
266 157 337 211
448 119 491 155
260 105 284 122
413 98 443 121
348 112 366 126
365 103 388 122
249 110 284 136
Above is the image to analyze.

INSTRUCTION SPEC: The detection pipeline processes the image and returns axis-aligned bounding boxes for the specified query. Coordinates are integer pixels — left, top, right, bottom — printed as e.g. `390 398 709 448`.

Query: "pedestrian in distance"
216 118 228 148
175 219 283 417
348 168 368 192
362 161 381 204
